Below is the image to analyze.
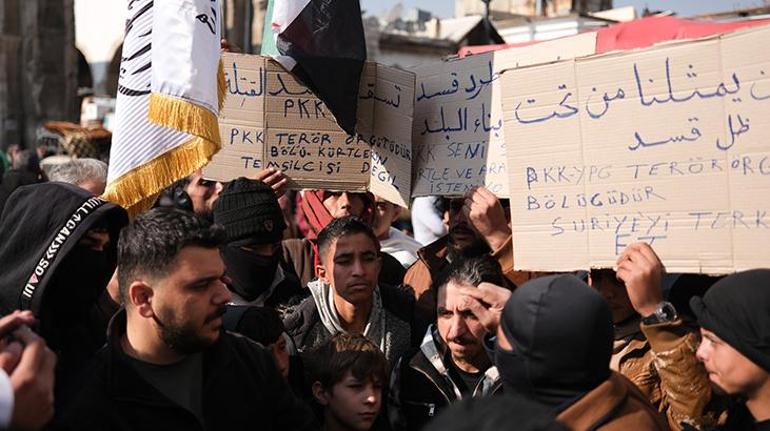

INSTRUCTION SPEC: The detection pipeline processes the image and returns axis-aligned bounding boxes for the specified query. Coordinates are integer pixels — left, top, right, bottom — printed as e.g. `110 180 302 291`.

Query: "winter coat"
613 319 717 430
283 282 417 367
389 326 502 431
57 310 317 431
556 371 668 431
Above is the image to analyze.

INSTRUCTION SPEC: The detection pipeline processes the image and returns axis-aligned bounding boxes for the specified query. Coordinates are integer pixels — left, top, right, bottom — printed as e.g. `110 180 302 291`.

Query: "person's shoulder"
220 331 277 370
55 348 113 429
380 284 414 321
282 295 320 339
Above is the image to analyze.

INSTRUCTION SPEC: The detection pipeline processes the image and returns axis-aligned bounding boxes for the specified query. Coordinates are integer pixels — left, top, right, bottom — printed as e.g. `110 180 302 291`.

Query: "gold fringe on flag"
102 62 227 217
147 93 221 144
218 59 226 111
102 136 219 217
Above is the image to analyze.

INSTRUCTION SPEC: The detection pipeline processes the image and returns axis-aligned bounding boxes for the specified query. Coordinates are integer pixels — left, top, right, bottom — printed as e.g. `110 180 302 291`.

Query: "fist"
462 187 511 252
615 242 665 317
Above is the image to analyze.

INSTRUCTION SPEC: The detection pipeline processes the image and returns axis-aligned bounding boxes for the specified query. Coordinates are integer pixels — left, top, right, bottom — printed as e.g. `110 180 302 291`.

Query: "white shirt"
411 196 446 246
381 227 422 268
0 369 13 428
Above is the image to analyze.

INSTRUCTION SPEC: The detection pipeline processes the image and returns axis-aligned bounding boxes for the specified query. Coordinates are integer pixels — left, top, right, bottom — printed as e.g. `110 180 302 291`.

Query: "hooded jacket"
283 281 416 366
0 182 128 409
0 182 127 316
496 274 666 430
0 169 42 213
389 325 502 431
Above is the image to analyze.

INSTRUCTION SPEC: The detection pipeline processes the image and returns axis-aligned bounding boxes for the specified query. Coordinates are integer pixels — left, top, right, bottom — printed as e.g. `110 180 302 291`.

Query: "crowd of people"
0 155 767 430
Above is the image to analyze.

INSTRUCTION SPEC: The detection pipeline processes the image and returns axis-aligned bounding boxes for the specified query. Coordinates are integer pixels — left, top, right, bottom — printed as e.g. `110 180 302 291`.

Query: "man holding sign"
404 187 538 323
592 243 717 430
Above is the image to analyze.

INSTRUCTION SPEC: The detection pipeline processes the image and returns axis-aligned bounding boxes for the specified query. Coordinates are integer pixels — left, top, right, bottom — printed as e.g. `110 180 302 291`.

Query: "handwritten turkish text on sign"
502 25 770 273
204 53 415 207
411 32 597 198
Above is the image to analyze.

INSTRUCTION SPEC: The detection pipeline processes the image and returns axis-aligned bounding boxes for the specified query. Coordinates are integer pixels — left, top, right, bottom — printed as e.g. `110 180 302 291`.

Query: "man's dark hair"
117 208 225 301
433 255 506 293
309 332 387 390
316 215 380 262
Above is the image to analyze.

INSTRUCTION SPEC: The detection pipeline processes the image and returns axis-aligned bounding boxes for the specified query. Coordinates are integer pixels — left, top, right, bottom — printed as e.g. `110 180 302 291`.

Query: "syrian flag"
270 0 367 135
104 0 224 215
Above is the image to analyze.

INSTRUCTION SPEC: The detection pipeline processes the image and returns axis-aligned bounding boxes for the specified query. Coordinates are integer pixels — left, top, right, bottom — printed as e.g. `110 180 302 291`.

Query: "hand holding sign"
250 168 288 198
463 186 512 252
615 242 665 318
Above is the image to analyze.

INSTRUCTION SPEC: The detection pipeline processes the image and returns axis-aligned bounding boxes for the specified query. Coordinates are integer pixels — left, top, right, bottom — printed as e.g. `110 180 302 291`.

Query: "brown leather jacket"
403 234 539 320
612 319 717 431
557 371 668 431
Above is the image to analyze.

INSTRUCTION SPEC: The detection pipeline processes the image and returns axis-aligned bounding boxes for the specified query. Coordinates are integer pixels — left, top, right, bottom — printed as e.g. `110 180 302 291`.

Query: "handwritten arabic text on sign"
502 26 770 273
205 54 415 207
410 33 597 198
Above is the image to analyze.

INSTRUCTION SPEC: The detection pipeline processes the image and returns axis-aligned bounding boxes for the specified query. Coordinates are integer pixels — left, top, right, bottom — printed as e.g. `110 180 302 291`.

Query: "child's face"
324 371 383 431
269 335 290 378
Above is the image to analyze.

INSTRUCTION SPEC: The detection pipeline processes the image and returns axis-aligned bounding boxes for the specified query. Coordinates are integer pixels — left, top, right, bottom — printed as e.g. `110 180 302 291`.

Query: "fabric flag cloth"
104 0 224 215
269 0 367 135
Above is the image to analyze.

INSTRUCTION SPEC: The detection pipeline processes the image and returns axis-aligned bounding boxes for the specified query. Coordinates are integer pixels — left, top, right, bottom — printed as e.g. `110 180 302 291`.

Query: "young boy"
309 333 388 431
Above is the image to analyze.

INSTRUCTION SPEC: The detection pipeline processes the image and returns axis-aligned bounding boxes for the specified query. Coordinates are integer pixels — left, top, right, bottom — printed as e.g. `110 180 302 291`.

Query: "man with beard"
0 182 128 409
59 208 315 430
389 256 505 431
213 177 305 313
690 269 770 430
404 187 538 322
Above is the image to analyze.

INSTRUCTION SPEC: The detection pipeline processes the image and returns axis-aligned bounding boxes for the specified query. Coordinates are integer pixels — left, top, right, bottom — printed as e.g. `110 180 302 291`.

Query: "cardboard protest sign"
411 32 597 198
204 53 415 207
501 25 770 273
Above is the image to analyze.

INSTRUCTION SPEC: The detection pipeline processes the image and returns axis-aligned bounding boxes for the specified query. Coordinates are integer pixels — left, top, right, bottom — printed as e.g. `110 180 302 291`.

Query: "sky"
360 0 768 19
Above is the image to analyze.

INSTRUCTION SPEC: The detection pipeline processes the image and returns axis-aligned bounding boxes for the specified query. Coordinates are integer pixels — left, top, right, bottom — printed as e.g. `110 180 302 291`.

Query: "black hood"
0 182 128 315
496 274 613 409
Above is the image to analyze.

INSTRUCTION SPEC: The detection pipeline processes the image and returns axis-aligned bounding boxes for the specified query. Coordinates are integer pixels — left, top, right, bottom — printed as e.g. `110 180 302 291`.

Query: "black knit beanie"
213 177 286 245
691 269 770 372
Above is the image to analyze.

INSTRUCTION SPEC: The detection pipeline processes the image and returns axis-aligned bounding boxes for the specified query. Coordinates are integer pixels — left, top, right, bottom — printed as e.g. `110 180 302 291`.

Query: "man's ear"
312 381 329 406
128 280 155 318
316 264 328 283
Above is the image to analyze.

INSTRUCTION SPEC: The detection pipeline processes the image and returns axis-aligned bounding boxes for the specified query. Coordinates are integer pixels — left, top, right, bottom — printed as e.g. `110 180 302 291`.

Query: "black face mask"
495 340 530 395
495 336 593 410
44 247 113 326
221 246 280 301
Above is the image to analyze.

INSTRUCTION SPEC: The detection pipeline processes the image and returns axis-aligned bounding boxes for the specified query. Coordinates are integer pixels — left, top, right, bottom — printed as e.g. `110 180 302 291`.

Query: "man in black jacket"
389 256 505 431
59 208 316 430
